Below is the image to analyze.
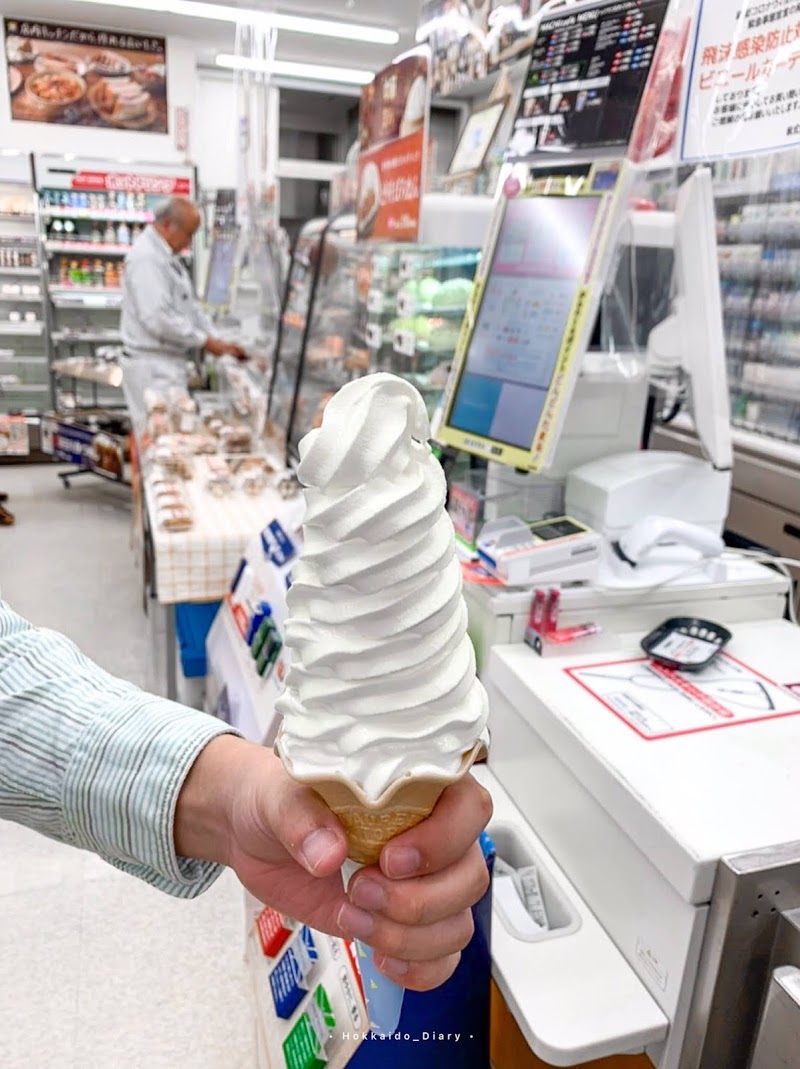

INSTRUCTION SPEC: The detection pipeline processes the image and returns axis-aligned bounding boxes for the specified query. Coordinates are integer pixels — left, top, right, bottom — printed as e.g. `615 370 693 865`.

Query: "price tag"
396 291 415 317
394 329 416 357
367 289 384 314
399 253 416 280
365 323 383 349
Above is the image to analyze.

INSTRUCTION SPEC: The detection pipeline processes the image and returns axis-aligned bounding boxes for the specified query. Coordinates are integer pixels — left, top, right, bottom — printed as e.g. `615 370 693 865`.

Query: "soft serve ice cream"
276 373 488 802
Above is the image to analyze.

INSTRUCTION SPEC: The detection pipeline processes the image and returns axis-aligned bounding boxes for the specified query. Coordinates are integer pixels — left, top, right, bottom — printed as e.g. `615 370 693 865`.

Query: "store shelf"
0 356 46 365
0 383 48 392
52 330 121 343
42 207 152 223
0 266 40 276
51 359 123 387
0 322 43 335
0 294 42 303
0 212 35 223
45 240 131 255
48 286 122 310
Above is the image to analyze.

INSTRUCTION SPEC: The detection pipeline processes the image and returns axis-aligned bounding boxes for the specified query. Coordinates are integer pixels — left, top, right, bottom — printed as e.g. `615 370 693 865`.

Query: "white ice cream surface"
276 373 488 800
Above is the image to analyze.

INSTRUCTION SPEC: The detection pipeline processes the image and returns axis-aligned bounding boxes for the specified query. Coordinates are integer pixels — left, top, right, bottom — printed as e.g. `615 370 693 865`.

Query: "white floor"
0 465 256 1068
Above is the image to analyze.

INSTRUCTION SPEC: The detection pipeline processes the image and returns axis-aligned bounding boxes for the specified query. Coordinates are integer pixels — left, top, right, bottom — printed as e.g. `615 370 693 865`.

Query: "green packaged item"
251 617 276 660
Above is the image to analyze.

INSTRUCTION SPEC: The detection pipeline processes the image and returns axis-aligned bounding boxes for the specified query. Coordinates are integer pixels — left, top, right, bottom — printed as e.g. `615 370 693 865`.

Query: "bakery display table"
142 457 302 699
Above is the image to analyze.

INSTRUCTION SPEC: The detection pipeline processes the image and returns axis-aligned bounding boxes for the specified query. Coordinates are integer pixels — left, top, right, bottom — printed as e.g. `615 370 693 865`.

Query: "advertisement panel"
682 0 800 161
356 52 430 244
5 18 168 133
41 416 126 481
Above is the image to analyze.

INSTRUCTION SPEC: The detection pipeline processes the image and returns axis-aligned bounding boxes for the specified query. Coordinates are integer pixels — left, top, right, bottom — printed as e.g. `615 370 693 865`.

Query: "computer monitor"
437 166 630 472
506 0 670 162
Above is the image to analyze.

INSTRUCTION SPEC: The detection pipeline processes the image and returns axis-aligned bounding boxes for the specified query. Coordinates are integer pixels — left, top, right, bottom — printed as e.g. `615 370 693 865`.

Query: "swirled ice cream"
276 373 488 801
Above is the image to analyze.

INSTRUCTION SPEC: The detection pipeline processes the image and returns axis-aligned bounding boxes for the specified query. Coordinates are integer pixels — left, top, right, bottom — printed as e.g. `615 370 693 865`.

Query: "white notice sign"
567 654 800 740
681 0 800 162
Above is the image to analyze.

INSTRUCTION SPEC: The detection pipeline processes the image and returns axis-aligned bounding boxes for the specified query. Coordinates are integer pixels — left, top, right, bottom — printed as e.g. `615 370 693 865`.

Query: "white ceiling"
9 0 421 70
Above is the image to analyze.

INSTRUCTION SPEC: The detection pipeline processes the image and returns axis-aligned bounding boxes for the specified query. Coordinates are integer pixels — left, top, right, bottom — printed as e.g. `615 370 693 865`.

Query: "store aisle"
0 466 256 1069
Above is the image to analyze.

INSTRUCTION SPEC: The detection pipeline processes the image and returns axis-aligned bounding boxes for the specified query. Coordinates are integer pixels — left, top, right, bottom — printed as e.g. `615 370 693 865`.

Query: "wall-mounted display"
4 18 168 132
449 99 507 177
506 0 669 161
419 0 542 98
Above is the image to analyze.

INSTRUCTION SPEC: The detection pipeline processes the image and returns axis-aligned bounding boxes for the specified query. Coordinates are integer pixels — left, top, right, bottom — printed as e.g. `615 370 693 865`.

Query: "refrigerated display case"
33 154 196 414
266 213 356 455
0 154 49 427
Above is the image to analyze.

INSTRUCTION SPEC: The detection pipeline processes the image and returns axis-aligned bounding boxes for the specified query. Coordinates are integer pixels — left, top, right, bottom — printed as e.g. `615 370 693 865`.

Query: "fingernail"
301 828 339 873
350 877 387 912
376 955 409 978
383 846 421 878
337 902 375 940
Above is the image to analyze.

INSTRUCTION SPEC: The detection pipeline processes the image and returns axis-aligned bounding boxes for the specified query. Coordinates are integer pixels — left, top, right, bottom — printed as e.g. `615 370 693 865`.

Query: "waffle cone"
276 736 487 865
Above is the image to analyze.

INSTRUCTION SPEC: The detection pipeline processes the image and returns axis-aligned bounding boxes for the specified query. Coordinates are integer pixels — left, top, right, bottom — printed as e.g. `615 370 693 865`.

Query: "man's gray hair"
154 197 192 224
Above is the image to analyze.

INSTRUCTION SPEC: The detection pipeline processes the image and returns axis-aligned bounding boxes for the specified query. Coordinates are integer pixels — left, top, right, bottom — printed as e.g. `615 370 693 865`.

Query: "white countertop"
488 618 800 903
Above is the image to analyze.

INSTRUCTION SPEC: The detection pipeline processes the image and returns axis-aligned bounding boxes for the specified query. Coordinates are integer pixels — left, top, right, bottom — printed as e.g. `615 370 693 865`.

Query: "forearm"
0 602 236 897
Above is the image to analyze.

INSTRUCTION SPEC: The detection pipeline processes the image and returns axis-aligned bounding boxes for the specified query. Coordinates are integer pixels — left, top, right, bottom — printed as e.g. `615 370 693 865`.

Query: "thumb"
268 775 349 878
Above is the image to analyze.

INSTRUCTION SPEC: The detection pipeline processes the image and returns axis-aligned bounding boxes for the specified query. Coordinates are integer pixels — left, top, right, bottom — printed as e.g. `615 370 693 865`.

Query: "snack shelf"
52 330 121 343
45 240 130 255
51 359 123 387
0 322 43 335
42 207 153 223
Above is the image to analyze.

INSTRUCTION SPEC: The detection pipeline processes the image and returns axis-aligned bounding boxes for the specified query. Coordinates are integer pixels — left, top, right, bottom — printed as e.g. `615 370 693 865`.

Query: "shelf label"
366 288 383 314
364 323 383 349
396 291 415 317
399 253 416 280
393 329 415 357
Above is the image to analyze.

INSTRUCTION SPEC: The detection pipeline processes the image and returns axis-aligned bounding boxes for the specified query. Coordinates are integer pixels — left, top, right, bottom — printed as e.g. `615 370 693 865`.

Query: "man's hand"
204 337 249 361
175 735 492 991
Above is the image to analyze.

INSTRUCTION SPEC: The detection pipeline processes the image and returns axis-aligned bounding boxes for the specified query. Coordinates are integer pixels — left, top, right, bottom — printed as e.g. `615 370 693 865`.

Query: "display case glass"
267 214 356 452
713 148 800 448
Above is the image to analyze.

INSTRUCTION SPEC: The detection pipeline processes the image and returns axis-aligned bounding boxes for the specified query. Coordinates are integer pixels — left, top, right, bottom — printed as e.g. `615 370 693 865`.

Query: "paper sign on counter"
567 654 800 740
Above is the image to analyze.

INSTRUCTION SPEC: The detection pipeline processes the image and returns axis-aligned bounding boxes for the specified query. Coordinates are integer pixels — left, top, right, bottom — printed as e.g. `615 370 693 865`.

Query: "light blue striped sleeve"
0 600 237 898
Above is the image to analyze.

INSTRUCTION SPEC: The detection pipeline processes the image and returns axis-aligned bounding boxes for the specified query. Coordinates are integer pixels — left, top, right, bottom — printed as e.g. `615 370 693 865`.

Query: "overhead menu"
506 0 669 160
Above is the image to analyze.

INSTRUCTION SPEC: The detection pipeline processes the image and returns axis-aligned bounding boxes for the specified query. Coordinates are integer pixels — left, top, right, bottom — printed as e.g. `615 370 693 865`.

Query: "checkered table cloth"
144 461 294 605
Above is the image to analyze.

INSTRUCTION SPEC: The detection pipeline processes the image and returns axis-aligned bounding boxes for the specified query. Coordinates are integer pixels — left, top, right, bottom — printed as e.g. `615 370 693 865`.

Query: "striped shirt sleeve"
0 600 237 898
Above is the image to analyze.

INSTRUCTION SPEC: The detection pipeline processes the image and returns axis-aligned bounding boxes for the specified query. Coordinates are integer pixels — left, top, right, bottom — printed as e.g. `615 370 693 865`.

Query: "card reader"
476 515 601 587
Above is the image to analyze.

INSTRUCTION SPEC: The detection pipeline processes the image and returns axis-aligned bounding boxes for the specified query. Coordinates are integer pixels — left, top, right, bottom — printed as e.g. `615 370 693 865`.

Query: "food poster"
356 52 431 243
5 19 168 132
419 0 542 98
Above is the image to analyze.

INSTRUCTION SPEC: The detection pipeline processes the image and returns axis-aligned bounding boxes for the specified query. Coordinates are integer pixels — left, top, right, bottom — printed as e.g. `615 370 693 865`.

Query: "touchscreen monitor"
445 194 601 452
506 0 669 160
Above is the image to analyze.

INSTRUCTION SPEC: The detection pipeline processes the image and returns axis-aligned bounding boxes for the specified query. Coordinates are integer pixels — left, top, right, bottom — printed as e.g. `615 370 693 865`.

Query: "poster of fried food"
5 18 168 132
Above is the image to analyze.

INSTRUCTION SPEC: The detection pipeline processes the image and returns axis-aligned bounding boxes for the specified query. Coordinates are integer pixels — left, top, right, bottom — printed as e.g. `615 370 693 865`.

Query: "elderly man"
121 197 246 437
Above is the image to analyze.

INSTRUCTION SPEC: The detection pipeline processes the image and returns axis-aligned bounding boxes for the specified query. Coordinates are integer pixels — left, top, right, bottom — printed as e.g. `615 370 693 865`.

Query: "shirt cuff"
62 694 239 899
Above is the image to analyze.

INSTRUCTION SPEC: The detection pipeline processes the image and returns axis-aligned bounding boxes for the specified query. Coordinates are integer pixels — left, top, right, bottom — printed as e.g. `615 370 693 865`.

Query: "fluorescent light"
69 0 399 44
216 54 374 85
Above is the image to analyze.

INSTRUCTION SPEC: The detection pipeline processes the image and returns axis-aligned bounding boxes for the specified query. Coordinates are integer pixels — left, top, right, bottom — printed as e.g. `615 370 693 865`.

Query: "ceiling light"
69 0 399 44
216 54 374 85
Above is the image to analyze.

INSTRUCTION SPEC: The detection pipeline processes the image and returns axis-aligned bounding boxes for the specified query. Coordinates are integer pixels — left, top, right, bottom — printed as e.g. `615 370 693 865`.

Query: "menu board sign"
356 51 431 243
506 0 669 160
4 18 168 133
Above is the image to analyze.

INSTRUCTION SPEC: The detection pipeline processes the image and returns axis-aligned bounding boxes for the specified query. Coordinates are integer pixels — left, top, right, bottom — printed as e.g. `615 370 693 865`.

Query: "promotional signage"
40 417 125 481
70 171 190 195
5 18 168 133
419 0 542 98
356 51 431 244
0 415 30 457
682 0 800 161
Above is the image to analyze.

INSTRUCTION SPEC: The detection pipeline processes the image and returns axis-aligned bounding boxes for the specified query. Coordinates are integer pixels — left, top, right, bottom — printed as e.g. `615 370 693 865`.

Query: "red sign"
71 171 191 196
356 51 430 243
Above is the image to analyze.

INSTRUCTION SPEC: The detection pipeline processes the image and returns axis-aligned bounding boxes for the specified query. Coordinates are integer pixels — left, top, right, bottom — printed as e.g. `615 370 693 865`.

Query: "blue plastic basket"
175 600 221 678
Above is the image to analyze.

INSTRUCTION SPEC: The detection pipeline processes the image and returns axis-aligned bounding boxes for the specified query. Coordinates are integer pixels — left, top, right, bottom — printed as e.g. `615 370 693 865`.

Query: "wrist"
174 733 259 865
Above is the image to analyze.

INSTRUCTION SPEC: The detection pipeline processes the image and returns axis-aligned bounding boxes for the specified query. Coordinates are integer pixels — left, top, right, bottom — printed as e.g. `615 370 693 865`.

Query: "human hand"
175 735 492 991
204 337 248 360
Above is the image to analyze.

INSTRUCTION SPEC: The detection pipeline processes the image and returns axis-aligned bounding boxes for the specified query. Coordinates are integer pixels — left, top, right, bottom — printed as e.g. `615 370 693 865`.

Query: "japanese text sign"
682 0 800 161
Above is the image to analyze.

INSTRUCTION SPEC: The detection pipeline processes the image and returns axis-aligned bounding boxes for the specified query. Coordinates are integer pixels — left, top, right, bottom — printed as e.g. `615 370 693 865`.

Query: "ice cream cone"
276 736 487 865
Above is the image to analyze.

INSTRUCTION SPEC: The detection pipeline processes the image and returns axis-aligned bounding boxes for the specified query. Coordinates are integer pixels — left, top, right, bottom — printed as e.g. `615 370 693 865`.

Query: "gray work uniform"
120 226 212 437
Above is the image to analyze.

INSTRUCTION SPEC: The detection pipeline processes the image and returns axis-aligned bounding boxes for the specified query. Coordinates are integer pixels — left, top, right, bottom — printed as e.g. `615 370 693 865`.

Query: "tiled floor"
0 465 256 1068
